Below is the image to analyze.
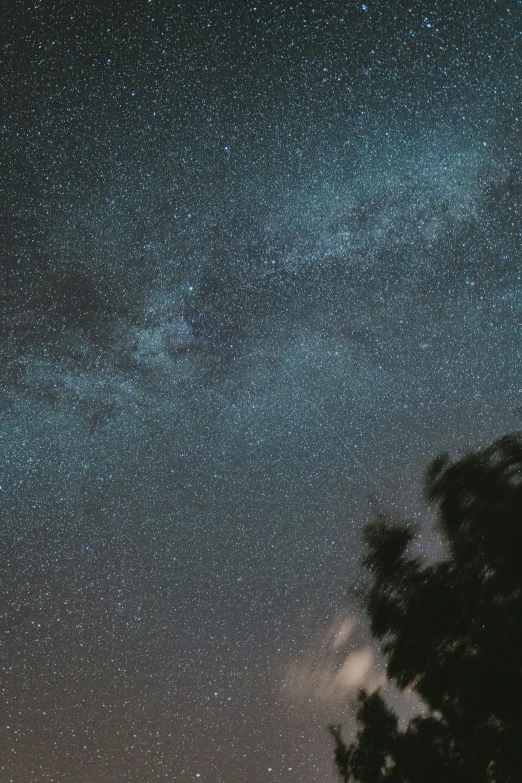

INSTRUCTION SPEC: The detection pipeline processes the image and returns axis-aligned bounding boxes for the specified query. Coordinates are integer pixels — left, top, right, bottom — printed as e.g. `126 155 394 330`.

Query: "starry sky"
1 0 522 781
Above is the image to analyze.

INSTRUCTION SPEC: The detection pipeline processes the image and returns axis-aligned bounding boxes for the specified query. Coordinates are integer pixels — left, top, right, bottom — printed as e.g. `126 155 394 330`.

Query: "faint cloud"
283 611 385 705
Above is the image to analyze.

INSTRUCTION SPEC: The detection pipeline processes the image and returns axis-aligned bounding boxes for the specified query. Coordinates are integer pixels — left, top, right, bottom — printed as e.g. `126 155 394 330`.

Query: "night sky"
1 1 522 781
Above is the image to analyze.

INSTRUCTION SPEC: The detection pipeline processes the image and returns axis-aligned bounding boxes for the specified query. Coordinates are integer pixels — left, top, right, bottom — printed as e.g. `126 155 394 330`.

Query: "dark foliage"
332 434 522 782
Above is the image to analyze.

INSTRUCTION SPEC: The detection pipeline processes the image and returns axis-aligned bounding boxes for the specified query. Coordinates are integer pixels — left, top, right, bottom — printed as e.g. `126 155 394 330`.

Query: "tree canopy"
331 434 522 782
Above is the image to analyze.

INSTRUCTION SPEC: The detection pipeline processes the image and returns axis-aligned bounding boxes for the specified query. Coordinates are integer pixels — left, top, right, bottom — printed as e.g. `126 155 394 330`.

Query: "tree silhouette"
332 434 522 782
